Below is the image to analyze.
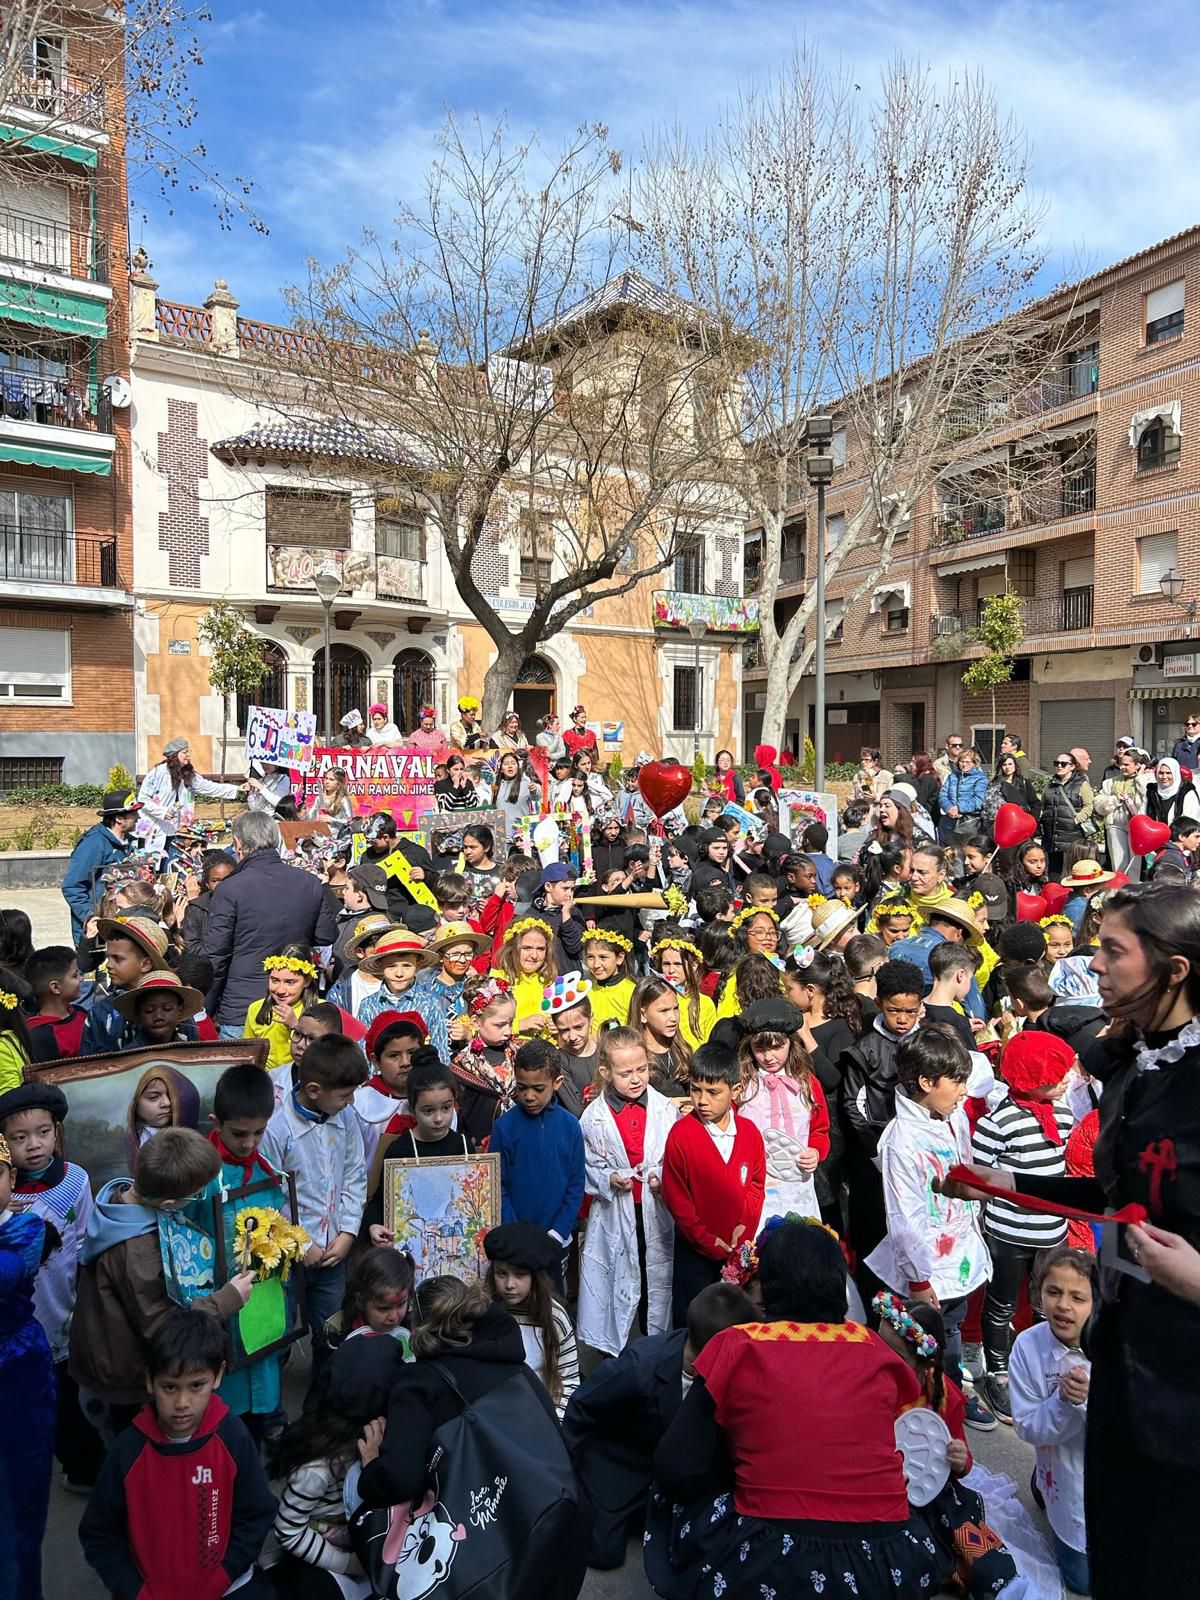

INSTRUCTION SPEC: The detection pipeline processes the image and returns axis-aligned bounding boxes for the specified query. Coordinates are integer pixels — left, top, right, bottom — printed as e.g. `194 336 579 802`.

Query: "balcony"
779 554 807 586
0 523 127 605
0 208 108 285
1018 469 1096 526
944 356 1100 439
932 499 1008 546
652 589 760 633
932 472 1095 549
266 544 428 606
932 586 1094 646
0 371 114 474
1 67 106 134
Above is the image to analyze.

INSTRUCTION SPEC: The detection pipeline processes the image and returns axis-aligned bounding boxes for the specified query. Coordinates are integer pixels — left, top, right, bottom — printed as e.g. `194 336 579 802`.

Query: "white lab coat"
135 760 240 857
1009 1320 1090 1555
578 1088 678 1355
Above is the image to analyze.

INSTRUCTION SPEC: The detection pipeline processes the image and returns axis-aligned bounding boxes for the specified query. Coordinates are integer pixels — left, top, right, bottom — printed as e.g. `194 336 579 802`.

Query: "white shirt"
704 1115 737 1165
1009 1320 1089 1554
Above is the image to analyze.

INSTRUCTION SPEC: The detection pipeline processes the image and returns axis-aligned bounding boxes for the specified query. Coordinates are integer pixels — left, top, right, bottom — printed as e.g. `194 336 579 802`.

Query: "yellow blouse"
501 970 552 1031
678 992 717 1050
0 1032 28 1094
240 1005 292 1071
587 977 635 1031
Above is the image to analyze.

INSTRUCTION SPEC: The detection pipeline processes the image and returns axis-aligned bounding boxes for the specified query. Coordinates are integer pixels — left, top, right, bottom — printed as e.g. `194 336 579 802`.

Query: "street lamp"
686 618 707 763
804 414 835 791
1160 568 1198 638
313 563 341 741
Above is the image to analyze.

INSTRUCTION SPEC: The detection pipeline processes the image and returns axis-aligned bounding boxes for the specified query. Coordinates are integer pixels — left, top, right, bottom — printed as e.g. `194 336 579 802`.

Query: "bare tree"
636 51 1078 748
259 114 738 730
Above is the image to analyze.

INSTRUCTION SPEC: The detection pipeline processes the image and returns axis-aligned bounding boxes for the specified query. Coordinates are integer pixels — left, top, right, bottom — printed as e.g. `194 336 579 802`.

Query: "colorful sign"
245 704 318 772
293 745 438 831
652 590 761 634
778 787 840 858
602 720 624 745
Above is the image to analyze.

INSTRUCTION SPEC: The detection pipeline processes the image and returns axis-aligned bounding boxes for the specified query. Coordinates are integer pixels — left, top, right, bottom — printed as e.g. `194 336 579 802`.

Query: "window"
1137 418 1181 469
971 725 1006 765
0 755 63 791
1008 550 1036 598
692 379 718 444
640 367 671 440
672 664 700 731
885 604 909 633
518 507 554 584
235 642 287 734
742 535 762 590
831 428 847 468
780 521 806 583
26 36 65 84
265 487 351 549
0 486 72 582
674 538 704 593
1137 531 1178 594
0 625 69 698
825 597 845 642
825 512 846 549
1065 341 1099 396
375 512 424 562
1146 280 1185 345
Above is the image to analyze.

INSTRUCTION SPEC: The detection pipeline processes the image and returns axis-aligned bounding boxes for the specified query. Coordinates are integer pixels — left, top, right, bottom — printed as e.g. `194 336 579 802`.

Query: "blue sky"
135 0 1200 322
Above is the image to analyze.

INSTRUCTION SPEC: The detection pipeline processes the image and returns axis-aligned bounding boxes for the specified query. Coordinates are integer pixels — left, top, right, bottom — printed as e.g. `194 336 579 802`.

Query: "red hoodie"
78 1392 276 1600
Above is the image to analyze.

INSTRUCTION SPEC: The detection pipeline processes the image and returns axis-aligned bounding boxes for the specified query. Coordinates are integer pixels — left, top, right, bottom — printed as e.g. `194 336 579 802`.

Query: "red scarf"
364 1073 403 1098
208 1130 280 1186
1008 1089 1064 1146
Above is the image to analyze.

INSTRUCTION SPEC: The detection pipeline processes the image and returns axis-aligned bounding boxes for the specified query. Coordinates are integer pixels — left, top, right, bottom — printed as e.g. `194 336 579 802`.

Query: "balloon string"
944 1164 1147 1227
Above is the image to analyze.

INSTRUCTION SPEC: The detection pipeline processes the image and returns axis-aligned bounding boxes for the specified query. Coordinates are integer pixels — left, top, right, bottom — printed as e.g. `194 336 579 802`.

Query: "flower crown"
502 916 554 945
582 928 633 954
729 903 780 935
876 897 916 919
468 976 513 1016
263 955 317 978
872 1290 939 1359
807 893 828 909
0 989 17 1011
649 936 702 963
1039 914 1074 930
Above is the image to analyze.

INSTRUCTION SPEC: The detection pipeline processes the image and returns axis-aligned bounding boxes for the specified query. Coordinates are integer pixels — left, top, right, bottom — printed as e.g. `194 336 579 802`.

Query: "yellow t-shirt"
587 977 635 1031
0 1032 28 1093
499 970 552 1032
678 992 717 1051
241 1004 292 1070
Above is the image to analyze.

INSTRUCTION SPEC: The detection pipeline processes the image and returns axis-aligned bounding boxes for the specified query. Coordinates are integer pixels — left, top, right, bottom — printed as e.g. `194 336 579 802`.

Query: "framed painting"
419 808 507 866
29 1039 269 1195
383 1152 501 1283
211 1173 310 1371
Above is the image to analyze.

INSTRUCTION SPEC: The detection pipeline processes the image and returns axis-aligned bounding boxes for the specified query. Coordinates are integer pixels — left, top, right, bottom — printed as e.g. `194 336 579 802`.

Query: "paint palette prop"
893 1407 952 1506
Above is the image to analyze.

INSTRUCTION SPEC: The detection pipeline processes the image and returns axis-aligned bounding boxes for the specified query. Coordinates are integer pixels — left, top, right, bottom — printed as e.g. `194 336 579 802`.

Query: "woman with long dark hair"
712 748 744 805
909 751 941 827
982 751 1041 830
951 883 1200 1596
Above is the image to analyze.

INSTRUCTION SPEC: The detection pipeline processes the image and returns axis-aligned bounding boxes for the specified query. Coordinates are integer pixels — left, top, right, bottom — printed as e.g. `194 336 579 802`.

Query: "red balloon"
1041 882 1071 916
1129 814 1171 856
637 760 694 818
993 803 1038 850
1016 891 1049 922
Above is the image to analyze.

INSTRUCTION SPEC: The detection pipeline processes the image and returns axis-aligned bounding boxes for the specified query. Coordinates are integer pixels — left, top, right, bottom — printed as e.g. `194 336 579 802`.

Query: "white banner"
245 705 318 773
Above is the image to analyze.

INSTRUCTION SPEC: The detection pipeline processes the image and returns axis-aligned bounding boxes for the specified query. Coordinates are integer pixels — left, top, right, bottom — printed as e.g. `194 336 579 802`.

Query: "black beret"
741 997 805 1037
483 1221 561 1276
0 1080 69 1125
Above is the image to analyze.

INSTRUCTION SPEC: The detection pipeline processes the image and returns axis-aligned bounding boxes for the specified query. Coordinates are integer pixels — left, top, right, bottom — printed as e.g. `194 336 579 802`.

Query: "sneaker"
59 1472 95 1496
964 1392 998 1432
981 1371 1012 1423
961 1341 986 1385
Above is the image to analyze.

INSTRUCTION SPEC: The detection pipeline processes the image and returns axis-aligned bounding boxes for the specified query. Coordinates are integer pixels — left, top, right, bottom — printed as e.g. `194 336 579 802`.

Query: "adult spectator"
908 752 941 826
890 896 986 1018
562 704 598 761
1172 713 1200 769
366 702 402 744
136 738 244 860
937 745 986 843
338 708 370 748
1041 751 1095 875
1146 757 1200 827
1101 734 1137 786
406 703 450 756
996 730 1033 780
450 694 485 749
1095 745 1151 878
535 711 567 763
61 788 142 943
202 810 338 1035
1069 745 1092 775
852 748 893 809
982 750 1040 830
492 709 527 749
933 733 965 780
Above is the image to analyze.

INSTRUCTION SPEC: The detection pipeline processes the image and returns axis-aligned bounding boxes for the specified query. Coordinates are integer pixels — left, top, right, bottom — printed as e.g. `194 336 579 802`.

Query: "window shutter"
1137 531 1178 592
1146 281 1185 323
0 626 68 686
825 513 846 548
265 487 351 549
1062 556 1094 588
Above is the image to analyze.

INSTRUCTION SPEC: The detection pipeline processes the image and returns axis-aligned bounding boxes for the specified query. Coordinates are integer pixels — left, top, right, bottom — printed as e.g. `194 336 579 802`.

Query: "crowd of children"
2 788 1155 1600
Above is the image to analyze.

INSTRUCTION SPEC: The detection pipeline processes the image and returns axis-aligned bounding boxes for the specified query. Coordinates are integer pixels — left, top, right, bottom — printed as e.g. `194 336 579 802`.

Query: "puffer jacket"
1039 772 1094 853
938 766 987 818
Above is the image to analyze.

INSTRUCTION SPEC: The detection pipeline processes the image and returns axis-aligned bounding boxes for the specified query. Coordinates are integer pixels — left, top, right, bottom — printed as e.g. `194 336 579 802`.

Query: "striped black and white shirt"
515 1300 581 1420
972 1096 1075 1248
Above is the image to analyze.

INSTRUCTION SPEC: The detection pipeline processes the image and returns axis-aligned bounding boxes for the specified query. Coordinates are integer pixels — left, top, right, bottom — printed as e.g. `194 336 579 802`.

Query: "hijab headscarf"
1155 757 1182 800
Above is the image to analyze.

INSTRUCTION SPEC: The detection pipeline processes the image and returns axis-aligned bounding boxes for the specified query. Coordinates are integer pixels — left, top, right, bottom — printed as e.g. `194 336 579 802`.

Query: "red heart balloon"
1128 814 1171 856
1016 891 1049 922
637 760 693 818
993 803 1038 850
1041 882 1071 916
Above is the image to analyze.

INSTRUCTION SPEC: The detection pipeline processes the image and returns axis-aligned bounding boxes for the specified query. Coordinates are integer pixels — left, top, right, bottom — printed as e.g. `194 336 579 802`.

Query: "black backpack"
351 1364 582 1600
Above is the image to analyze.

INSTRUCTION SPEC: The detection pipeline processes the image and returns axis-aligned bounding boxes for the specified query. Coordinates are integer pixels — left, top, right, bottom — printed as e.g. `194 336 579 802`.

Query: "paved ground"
18 882 72 947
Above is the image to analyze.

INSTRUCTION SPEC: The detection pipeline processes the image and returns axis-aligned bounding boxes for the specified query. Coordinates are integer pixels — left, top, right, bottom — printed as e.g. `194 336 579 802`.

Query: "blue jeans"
218 1023 245 1040
1053 1533 1090 1595
303 1260 346 1367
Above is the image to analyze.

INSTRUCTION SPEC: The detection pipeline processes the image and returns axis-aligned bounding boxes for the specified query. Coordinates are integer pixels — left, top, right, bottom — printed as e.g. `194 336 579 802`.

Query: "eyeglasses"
1188 721 1200 727
1054 759 1072 767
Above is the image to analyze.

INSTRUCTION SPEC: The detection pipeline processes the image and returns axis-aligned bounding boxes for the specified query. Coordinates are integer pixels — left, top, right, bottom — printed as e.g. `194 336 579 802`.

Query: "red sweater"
696 1321 918 1521
661 1111 765 1261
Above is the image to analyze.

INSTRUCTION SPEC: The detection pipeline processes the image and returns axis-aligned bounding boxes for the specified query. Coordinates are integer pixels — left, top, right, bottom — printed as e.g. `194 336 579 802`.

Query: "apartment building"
743 225 1200 771
0 9 133 785
128 269 751 773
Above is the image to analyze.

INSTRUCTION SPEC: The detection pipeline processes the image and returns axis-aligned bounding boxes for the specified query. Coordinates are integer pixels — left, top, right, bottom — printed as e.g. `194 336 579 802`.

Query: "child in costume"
365 1057 471 1242
353 1009 427 1170
324 1245 416 1360
485 1221 581 1419
124 1060 201 1165
243 944 320 1070
581 927 635 1029
630 973 693 1099
115 970 205 1050
543 975 599 1114
734 996 830 1226
493 914 558 1034
409 919 490 1056
649 928 715 1050
449 973 519 1148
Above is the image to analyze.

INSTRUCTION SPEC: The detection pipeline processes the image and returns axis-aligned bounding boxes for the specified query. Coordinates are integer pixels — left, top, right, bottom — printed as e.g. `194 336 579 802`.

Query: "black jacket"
202 847 339 1026
358 1304 558 1507
839 1026 903 1159
180 889 215 957
1040 772 1089 853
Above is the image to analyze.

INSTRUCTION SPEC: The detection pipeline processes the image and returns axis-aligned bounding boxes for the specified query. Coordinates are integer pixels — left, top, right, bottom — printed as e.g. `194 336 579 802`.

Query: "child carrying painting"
365 1056 470 1244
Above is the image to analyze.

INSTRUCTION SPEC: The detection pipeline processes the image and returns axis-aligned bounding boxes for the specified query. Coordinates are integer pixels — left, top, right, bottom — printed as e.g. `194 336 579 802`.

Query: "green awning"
0 440 110 474
0 121 97 168
0 279 107 337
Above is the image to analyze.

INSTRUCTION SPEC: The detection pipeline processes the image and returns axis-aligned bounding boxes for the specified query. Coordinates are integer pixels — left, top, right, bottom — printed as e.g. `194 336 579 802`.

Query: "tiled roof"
514 268 701 353
211 419 401 464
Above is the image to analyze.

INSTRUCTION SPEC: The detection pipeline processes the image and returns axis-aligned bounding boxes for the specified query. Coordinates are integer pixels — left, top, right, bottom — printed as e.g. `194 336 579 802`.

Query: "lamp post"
686 617 707 764
313 564 341 741
804 415 835 791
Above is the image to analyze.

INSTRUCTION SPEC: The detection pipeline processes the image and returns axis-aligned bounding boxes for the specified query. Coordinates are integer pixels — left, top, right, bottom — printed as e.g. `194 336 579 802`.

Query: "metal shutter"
1039 698 1114 769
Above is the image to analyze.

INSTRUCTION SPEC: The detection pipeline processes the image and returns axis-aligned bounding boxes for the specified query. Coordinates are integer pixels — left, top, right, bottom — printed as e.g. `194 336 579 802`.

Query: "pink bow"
762 1071 799 1137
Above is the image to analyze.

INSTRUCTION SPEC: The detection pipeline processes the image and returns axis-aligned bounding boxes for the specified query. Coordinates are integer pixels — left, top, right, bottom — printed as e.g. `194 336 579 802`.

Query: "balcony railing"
934 472 1096 547
0 370 112 433
266 543 427 604
944 357 1100 439
933 500 1007 545
779 555 806 585
0 208 107 283
934 586 1094 643
2 67 106 131
0 524 117 587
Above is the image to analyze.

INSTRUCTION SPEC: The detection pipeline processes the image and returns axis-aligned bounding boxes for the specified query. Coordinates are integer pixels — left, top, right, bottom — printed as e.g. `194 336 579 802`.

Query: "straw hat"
810 899 863 949
1059 859 1118 890
96 915 171 969
426 919 490 957
343 914 395 963
924 896 983 943
114 972 204 1022
359 928 436 976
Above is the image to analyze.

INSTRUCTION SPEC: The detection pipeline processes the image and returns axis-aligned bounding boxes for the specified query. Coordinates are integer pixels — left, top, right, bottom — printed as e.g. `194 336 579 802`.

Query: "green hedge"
0 783 105 807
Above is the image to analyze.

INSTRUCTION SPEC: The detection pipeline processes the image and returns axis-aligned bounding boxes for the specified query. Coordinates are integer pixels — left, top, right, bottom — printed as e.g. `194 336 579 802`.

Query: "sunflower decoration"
663 884 688 920
234 1207 311 1283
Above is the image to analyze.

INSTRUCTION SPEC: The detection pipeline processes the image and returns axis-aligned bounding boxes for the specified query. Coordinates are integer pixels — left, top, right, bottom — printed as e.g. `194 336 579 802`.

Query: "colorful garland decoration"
263 955 317 978
1039 914 1074 930
502 916 554 945
729 903 781 936
649 936 702 964
872 1289 939 1358
581 927 633 953
468 975 513 1016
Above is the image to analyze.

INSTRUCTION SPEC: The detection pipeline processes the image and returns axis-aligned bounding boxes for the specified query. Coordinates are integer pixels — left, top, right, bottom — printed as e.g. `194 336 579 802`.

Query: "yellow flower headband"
807 893 828 908
0 990 17 1011
876 898 916 920
649 936 702 963
729 904 780 935
263 955 317 978
502 916 553 945
1039 914 1074 929
582 927 633 954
